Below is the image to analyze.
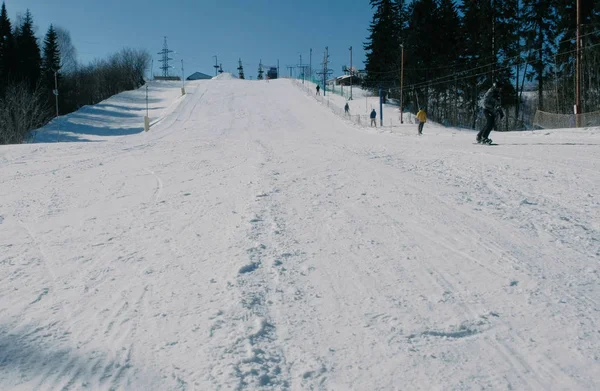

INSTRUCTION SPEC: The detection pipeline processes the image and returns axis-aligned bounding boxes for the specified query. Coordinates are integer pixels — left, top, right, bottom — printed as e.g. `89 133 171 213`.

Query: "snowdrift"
212 72 237 80
31 80 189 143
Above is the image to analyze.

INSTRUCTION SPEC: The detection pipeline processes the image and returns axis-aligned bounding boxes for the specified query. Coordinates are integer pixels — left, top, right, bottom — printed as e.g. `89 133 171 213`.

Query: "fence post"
379 87 383 127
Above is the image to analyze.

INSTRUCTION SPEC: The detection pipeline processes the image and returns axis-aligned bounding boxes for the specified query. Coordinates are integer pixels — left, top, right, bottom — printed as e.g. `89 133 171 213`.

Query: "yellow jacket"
416 110 427 123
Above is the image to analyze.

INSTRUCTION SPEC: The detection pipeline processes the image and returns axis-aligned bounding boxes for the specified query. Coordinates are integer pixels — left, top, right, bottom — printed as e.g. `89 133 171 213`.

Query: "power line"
364 27 600 78
383 41 600 92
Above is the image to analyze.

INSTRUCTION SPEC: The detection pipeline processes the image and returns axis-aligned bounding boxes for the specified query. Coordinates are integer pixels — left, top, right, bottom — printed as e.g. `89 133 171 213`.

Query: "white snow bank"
31 80 188 143
212 72 237 80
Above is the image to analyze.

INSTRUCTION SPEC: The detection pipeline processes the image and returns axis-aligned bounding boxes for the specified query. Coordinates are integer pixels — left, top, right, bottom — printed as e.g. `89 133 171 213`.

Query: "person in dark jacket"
477 81 504 144
316 84 320 95
344 102 350 115
370 109 377 127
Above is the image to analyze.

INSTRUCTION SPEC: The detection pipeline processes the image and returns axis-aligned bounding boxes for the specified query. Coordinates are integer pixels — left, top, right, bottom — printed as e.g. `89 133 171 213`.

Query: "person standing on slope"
316 84 320 95
370 109 377 127
477 81 505 144
344 102 350 115
416 108 427 135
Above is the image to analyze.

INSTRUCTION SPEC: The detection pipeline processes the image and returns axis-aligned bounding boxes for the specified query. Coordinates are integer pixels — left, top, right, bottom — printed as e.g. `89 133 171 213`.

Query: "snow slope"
32 80 192 143
299 80 416 127
213 72 238 80
1 78 599 390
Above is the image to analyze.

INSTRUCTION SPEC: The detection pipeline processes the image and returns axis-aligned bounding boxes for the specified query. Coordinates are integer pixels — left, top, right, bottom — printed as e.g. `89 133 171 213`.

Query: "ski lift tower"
296 54 310 84
257 60 264 80
237 58 245 79
315 47 333 96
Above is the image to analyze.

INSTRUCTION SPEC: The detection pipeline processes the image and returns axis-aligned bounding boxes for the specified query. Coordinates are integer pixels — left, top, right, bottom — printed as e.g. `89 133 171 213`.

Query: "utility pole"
181 59 185 95
349 46 353 100
144 84 150 131
286 65 294 78
554 54 559 113
575 0 581 127
315 47 332 96
400 44 405 124
297 54 309 84
309 48 312 83
158 37 174 78
53 70 59 117
323 47 330 96
213 55 219 76
379 87 383 127
277 59 280 79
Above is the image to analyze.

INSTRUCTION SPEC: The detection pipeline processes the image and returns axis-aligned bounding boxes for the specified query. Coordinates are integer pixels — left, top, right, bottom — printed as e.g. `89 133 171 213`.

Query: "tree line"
363 0 600 130
0 2 150 144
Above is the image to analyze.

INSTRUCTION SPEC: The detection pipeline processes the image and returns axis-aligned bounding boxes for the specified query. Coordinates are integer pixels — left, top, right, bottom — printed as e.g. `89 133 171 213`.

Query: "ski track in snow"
0 78 599 390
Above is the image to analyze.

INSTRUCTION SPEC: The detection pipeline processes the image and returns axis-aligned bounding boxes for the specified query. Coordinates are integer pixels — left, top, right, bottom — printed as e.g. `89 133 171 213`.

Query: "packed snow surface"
1 78 599 390
212 72 238 80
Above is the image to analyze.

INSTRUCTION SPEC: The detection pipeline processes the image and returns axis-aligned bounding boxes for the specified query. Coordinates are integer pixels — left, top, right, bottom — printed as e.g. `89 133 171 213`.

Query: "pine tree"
432 0 461 119
522 0 559 111
404 0 449 109
492 0 520 113
42 26 60 86
555 0 600 113
458 0 496 127
42 24 60 112
434 0 461 73
364 0 402 90
15 9 41 90
0 1 16 91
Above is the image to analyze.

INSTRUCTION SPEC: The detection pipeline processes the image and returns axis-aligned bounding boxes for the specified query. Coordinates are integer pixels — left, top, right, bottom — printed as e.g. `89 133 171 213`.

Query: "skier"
370 109 377 127
316 84 320 95
477 81 505 144
416 108 427 135
344 102 350 115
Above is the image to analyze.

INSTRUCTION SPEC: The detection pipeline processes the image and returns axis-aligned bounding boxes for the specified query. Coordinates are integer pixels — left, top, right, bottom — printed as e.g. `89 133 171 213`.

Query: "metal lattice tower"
237 58 245 79
157 36 174 78
257 60 264 80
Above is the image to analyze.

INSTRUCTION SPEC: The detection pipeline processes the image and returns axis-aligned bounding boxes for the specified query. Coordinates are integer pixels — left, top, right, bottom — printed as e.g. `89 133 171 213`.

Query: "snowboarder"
477 81 505 144
416 108 427 135
316 85 320 95
344 102 350 115
370 109 377 127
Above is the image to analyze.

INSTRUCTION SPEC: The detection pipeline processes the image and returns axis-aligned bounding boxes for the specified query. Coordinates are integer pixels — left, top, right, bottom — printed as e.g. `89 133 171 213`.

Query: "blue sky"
5 0 373 79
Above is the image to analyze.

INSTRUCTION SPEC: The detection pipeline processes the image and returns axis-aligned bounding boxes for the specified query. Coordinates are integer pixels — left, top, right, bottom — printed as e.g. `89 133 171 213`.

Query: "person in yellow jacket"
416 108 427 135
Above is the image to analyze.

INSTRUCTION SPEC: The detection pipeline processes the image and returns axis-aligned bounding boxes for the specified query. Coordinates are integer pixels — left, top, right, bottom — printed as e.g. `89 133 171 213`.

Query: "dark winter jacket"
482 87 501 112
370 110 377 119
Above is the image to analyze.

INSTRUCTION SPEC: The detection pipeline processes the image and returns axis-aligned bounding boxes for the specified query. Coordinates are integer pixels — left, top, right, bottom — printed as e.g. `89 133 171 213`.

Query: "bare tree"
55 26 77 74
0 81 50 144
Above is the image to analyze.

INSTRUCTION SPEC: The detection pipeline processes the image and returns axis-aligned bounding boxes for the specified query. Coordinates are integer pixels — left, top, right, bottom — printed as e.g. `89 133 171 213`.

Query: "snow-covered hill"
1 78 599 390
32 80 195 143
